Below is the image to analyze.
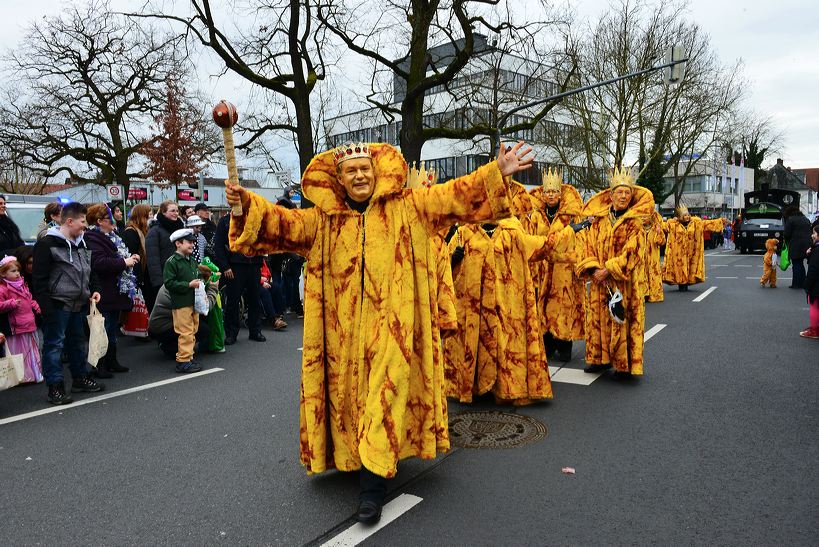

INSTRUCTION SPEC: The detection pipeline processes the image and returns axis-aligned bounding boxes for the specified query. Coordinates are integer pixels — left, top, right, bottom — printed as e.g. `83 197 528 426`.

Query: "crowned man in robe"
644 210 666 302
576 167 655 377
444 214 579 405
662 205 729 291
528 168 586 362
225 141 534 524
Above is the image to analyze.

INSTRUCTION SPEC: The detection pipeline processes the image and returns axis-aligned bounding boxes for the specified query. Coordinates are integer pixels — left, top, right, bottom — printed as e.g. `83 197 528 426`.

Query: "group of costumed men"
224 139 726 525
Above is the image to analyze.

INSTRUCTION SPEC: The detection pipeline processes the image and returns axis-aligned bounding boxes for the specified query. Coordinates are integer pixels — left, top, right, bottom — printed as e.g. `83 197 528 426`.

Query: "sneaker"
273 317 288 330
71 376 105 393
799 328 819 339
47 383 73 405
176 361 203 373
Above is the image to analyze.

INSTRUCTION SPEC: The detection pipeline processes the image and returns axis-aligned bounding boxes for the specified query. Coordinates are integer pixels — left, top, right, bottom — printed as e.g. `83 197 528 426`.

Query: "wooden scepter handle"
212 100 243 217
221 126 243 217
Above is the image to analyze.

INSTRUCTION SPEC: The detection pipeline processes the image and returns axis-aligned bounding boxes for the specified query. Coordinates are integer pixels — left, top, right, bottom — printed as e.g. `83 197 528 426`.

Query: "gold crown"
675 205 689 217
541 167 563 192
608 165 636 189
407 161 437 189
333 141 372 167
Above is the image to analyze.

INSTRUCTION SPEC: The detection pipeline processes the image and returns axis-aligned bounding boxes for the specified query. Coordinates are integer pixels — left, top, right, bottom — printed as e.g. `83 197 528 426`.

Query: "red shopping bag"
122 289 149 338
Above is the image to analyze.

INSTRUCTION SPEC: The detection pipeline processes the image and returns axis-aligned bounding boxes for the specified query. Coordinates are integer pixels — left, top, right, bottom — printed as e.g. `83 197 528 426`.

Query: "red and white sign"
106 184 123 201
128 187 148 200
177 189 208 202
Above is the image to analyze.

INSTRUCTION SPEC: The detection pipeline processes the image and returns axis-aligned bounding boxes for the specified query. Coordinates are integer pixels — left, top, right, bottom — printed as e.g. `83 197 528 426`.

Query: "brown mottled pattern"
528 184 586 340
229 143 511 479
576 187 655 375
644 211 666 302
662 217 725 285
444 217 568 405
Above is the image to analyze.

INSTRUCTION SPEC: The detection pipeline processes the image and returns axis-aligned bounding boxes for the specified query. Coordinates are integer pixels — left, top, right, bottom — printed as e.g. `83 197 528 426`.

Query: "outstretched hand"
497 141 535 177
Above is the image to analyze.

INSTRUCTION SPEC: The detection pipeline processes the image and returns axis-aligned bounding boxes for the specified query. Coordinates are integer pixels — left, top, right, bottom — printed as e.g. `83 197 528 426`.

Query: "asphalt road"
1 248 816 546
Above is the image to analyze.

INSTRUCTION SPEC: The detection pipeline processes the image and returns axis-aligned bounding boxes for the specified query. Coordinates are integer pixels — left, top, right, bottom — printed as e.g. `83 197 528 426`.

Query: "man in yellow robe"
529 168 586 362
225 141 534 523
444 217 575 405
576 167 655 377
662 206 728 291
644 210 666 302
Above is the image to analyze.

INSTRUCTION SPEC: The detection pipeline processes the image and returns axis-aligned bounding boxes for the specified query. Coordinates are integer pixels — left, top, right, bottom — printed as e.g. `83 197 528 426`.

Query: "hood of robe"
581 185 655 223
301 143 408 215
529 184 583 217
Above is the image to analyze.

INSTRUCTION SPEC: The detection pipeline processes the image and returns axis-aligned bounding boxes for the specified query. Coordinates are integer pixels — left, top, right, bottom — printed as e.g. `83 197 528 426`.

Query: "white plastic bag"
86 300 109 367
194 283 209 316
0 353 25 390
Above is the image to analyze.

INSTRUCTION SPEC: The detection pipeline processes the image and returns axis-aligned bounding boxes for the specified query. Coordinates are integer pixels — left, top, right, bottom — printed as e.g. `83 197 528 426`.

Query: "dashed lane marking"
693 286 717 302
644 323 667 342
0 368 225 426
320 493 423 547
715 276 738 279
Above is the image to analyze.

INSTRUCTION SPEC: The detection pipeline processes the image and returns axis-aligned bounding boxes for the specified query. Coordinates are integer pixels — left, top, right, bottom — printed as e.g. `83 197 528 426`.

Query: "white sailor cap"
169 228 196 243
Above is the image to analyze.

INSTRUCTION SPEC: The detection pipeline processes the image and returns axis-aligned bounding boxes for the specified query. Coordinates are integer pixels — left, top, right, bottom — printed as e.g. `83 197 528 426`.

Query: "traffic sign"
106 184 124 201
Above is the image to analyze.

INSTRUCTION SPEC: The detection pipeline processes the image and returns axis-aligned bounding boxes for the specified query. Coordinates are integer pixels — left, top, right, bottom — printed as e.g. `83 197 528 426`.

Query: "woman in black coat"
800 224 819 338
144 200 184 311
0 195 25 254
85 204 141 376
783 206 813 289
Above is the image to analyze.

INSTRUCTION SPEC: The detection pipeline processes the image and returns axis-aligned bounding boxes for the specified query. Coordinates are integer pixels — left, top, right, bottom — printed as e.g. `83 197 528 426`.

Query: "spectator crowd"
0 189 304 406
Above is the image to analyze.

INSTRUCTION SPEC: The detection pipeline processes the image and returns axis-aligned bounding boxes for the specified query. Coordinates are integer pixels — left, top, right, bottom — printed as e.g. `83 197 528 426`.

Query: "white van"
3 194 65 245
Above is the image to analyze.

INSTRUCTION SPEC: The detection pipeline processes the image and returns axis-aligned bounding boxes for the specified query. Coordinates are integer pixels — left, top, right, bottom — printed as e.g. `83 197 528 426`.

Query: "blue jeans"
42 307 89 385
102 310 120 347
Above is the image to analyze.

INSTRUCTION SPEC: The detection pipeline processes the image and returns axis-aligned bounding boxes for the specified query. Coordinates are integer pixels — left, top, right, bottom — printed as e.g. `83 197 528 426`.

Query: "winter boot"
47 382 73 405
103 344 129 373
92 359 113 379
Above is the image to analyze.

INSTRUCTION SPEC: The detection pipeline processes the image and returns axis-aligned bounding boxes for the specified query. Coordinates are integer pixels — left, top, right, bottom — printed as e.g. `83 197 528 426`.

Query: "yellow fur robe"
576 186 655 375
444 217 574 405
662 217 725 285
528 184 586 341
229 143 512 478
760 238 778 287
645 211 666 302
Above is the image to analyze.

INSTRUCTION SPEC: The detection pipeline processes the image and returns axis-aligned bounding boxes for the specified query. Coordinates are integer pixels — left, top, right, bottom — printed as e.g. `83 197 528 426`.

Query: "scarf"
91 226 137 299
4 277 25 290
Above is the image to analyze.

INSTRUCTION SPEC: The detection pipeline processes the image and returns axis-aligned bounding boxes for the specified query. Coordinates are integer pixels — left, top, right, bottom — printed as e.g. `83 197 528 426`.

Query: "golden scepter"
212 100 243 217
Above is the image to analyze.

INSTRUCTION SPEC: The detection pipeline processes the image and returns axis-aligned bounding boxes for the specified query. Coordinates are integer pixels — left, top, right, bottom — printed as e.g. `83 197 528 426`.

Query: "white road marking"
705 252 721 256
297 347 303 351
0 368 224 426
548 366 561 376
321 494 423 547
644 323 667 342
715 276 738 279
550 368 602 385
734 264 752 267
693 286 717 302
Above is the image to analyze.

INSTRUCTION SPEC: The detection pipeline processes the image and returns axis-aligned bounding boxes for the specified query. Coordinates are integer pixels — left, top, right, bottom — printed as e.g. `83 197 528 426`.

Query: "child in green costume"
201 257 225 352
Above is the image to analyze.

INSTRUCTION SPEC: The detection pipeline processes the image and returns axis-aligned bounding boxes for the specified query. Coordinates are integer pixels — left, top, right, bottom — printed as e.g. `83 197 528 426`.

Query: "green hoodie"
163 252 199 309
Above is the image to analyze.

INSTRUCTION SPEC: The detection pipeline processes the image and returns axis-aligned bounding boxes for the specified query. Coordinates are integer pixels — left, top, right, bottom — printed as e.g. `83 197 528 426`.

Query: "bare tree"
317 0 571 164
0 1 183 196
133 0 335 173
0 154 48 195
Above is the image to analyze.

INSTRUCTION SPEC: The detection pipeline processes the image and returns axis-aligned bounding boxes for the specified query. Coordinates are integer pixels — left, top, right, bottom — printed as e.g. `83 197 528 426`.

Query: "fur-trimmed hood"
301 143 407 215
529 184 584 217
581 185 655 224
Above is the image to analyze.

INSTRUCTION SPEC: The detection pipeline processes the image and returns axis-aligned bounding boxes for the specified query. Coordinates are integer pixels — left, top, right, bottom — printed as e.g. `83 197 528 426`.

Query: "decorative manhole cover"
449 411 547 449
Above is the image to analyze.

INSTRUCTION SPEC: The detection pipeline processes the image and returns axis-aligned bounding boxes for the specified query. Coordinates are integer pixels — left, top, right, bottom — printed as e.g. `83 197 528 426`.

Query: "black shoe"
176 361 203 373
71 376 105 393
584 364 611 373
224 335 237 346
92 365 113 379
612 370 633 379
105 357 129 373
356 500 383 525
47 383 73 405
249 332 266 342
556 351 571 363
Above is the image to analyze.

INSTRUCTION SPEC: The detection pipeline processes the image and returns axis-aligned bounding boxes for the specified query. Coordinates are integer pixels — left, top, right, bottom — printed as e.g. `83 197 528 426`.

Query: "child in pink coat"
0 256 42 383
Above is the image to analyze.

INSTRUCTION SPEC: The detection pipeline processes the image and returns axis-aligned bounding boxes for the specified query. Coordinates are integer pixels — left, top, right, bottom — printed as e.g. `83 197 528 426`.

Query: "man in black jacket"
214 214 265 344
194 202 217 259
783 206 813 289
32 202 105 405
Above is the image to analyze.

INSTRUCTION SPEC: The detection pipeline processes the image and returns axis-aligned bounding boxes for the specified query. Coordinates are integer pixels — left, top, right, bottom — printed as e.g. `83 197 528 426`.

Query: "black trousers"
223 263 262 337
543 332 571 355
359 468 388 504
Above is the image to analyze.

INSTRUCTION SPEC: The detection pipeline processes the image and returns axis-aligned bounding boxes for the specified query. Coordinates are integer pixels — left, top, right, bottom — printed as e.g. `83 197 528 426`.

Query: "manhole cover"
449 411 547 449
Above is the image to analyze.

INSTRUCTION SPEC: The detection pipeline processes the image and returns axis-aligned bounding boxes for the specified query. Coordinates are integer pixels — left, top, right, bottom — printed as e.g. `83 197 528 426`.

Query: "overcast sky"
1 0 816 172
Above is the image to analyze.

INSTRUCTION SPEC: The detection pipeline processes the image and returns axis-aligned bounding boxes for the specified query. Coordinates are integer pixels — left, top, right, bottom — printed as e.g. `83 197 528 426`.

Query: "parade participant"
662 205 728 291
528 168 585 362
644 210 666 302
576 167 655 377
225 140 534 524
444 216 577 405
759 238 778 288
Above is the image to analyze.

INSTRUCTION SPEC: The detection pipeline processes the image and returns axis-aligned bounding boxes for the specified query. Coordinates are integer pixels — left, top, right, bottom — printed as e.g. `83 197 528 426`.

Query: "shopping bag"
194 283 210 316
0 353 25 390
122 288 149 338
206 294 225 352
86 300 109 368
779 242 791 271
